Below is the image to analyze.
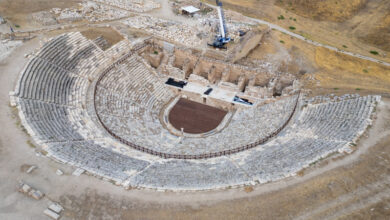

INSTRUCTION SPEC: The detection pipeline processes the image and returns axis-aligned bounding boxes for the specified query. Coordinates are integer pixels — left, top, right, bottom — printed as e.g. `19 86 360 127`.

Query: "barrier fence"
93 42 300 160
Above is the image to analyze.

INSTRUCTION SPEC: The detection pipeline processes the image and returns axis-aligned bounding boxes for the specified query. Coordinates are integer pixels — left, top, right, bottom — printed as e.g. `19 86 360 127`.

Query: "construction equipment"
208 0 232 49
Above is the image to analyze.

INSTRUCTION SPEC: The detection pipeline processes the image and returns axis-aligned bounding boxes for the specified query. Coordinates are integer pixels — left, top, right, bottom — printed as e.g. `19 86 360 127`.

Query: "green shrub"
289 26 296 30
27 140 36 148
201 8 213 15
342 45 348 48
370 50 379 55
280 40 285 44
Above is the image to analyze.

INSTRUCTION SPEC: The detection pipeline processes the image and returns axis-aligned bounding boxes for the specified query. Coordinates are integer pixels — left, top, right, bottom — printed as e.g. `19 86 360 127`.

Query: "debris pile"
56 9 84 23
17 181 45 200
44 203 63 220
26 165 37 174
94 0 160 12
79 1 132 22
50 1 132 23
56 169 64 176
122 16 202 47
0 40 23 62
121 14 255 48
31 11 58 26
72 168 85 176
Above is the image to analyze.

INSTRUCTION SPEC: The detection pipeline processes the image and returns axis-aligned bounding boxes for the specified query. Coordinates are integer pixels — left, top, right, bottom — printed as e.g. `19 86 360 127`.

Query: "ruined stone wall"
253 73 271 87
227 29 268 63
173 49 197 68
206 97 234 110
181 91 204 104
173 49 198 78
139 38 299 101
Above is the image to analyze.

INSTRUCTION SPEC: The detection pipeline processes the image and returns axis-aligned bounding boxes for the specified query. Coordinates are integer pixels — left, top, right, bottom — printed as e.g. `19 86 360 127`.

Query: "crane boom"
208 0 232 49
216 1 226 38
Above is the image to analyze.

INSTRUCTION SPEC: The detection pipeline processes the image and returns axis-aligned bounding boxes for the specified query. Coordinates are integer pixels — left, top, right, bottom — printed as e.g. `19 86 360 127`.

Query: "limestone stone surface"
14 32 380 190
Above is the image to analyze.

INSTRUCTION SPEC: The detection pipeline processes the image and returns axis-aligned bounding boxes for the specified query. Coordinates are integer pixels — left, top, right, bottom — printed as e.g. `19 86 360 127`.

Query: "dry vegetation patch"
247 28 390 94
359 12 390 52
203 0 390 62
314 47 390 93
275 0 368 22
81 27 124 48
247 30 317 76
0 0 81 28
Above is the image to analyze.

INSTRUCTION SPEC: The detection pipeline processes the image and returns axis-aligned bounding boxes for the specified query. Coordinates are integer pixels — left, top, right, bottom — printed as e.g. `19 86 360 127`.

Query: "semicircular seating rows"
94 54 301 157
14 32 380 190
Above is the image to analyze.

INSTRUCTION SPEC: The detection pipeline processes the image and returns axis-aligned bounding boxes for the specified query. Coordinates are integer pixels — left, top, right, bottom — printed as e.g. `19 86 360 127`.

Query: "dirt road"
204 2 390 67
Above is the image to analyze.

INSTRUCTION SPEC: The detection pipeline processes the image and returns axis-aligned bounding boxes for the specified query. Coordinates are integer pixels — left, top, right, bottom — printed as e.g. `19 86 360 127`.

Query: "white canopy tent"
181 6 200 15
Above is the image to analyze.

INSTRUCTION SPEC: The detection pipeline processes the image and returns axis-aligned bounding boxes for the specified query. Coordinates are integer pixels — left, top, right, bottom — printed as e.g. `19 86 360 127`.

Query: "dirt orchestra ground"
168 98 228 134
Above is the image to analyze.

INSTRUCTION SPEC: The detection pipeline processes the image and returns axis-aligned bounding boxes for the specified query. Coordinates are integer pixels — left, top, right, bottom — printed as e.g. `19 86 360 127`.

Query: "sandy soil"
0 0 81 29
275 0 368 22
0 1 389 219
169 98 227 134
203 0 390 64
276 0 390 52
0 38 389 220
247 29 390 95
81 27 124 48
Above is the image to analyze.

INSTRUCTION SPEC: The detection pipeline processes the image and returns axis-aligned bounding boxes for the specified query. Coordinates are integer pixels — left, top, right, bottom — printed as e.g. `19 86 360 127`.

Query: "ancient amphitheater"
2 0 390 218
10 32 379 190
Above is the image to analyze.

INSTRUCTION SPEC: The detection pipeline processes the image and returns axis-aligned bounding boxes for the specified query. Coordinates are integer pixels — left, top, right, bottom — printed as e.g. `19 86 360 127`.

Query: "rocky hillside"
275 0 368 22
359 12 390 52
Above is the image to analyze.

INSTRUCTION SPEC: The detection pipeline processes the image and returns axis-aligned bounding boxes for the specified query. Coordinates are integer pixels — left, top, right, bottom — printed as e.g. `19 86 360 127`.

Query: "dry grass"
314 47 390 93
26 140 36 148
0 0 81 28
276 0 368 22
296 169 304 176
204 0 390 60
81 27 124 49
246 29 390 94
19 164 33 172
338 198 390 220
244 186 254 193
247 29 316 76
359 12 390 52
0 1 388 219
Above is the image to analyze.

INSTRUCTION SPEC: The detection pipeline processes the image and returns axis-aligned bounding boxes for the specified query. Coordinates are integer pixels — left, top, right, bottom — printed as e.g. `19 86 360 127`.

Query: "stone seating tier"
13 32 380 190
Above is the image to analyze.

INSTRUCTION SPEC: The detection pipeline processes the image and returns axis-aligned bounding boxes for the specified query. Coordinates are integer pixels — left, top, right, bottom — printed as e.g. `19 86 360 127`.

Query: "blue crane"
208 0 232 49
